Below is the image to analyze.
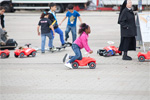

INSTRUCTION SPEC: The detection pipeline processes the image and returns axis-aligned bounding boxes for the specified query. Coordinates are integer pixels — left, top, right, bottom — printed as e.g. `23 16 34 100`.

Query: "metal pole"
138 0 142 13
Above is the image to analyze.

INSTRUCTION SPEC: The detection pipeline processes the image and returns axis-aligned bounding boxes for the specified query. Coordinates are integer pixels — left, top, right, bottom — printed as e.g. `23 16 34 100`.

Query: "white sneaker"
65 62 72 69
63 54 69 63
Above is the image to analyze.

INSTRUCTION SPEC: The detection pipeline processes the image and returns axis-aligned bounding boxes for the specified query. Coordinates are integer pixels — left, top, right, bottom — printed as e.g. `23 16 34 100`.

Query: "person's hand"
89 50 93 54
38 32 40 36
59 22 62 26
2 28 5 31
53 32 55 36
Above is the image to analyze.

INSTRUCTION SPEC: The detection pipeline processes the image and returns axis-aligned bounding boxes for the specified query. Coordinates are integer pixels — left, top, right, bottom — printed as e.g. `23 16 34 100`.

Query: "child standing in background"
63 23 93 69
37 11 55 53
59 4 82 42
48 3 65 47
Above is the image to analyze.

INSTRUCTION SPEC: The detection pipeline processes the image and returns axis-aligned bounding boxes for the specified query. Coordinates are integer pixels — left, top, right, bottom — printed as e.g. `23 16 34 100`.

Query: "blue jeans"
69 43 82 63
50 27 65 45
41 33 52 52
65 25 76 42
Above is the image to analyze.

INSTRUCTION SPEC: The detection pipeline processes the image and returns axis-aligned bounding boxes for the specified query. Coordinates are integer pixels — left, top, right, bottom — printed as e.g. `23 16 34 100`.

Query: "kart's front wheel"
1 53 7 58
138 56 145 62
88 62 96 69
32 51 36 57
72 62 79 69
19 53 24 58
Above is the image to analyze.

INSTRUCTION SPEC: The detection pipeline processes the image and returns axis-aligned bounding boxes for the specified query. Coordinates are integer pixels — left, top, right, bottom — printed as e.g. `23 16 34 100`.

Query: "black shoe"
65 38 68 41
122 55 132 60
41 51 45 53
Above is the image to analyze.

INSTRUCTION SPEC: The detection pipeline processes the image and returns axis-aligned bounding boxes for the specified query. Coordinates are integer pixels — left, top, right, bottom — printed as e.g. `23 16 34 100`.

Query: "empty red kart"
97 46 122 57
0 49 10 59
137 51 150 62
72 54 96 69
14 44 36 58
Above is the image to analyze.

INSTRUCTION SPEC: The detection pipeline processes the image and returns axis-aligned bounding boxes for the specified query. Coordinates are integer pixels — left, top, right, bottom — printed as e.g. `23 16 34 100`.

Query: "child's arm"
37 25 40 36
78 16 82 23
50 25 55 36
59 16 67 26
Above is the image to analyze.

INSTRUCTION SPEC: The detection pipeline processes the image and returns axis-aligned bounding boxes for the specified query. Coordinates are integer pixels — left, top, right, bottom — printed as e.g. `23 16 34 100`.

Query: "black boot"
122 51 132 60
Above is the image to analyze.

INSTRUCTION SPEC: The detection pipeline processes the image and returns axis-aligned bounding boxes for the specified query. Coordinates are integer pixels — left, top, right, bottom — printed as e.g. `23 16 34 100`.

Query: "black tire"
32 51 36 57
2 3 11 12
138 56 145 62
19 53 24 58
1 53 7 58
72 62 79 69
14 54 18 58
55 4 63 13
6 54 10 58
88 62 96 69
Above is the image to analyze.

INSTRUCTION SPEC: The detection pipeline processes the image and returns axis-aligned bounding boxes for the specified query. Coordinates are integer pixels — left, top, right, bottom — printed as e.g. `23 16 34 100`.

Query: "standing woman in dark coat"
118 0 137 60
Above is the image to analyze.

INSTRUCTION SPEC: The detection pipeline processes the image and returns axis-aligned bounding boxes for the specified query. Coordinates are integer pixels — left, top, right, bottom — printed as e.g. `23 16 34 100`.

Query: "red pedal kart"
97 46 122 57
14 44 36 58
137 51 150 62
0 49 10 59
72 53 96 69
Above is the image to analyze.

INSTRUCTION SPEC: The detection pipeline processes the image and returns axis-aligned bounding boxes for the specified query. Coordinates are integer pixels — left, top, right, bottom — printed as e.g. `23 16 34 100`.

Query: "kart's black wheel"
32 51 36 57
14 54 18 58
119 52 122 55
6 54 10 58
1 53 7 58
72 62 79 69
88 62 96 69
19 53 24 58
138 56 145 62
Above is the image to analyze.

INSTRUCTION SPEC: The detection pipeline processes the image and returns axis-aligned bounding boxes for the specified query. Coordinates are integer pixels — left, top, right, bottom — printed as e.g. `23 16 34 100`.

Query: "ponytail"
40 11 49 19
78 23 89 35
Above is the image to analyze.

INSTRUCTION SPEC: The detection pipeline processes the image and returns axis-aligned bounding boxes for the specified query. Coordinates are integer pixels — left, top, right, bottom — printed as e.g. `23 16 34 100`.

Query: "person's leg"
65 25 71 41
49 30 54 48
46 33 53 48
71 26 77 42
68 44 81 63
55 27 65 45
41 34 46 53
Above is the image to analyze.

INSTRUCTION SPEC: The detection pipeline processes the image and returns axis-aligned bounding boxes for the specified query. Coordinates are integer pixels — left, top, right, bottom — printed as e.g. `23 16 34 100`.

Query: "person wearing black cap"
118 0 137 60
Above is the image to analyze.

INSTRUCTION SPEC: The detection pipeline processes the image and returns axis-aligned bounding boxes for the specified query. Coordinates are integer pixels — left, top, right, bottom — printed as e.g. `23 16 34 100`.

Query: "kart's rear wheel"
88 62 96 69
138 56 145 62
1 53 7 58
14 54 18 58
19 53 24 58
32 51 36 57
72 62 79 69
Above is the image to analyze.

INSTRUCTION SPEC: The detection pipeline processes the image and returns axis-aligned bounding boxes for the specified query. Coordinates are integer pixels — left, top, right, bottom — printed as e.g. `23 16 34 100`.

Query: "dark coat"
118 7 137 37
48 13 58 29
0 14 5 28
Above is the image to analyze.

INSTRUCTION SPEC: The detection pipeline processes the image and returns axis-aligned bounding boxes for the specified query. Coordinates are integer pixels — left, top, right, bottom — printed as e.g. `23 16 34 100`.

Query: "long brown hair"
40 11 49 19
78 23 89 36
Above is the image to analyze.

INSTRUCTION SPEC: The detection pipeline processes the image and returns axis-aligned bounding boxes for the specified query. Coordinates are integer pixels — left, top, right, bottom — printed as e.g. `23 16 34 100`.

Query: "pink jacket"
74 32 91 52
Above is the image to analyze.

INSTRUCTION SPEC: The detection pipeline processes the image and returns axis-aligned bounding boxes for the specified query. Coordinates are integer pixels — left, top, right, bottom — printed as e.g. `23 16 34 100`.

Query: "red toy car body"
0 49 10 58
103 46 122 55
14 44 36 58
72 57 96 69
137 51 150 62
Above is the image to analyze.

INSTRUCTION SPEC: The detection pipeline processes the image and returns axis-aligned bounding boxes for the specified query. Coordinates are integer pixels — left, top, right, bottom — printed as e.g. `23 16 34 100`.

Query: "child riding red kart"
0 49 10 58
14 44 36 58
72 53 96 69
